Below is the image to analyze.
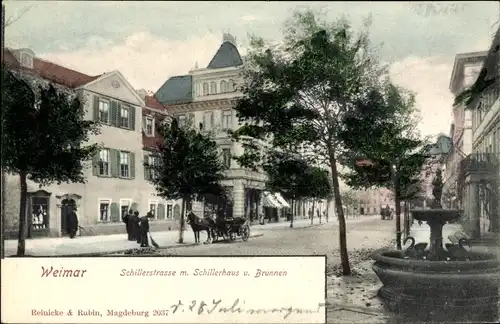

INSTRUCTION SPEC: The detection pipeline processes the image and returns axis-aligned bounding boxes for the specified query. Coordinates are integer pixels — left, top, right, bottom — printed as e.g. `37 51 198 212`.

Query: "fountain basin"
372 249 500 322
410 208 461 223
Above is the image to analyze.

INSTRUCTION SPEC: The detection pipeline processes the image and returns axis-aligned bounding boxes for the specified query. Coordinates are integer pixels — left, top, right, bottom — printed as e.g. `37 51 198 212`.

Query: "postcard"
1 1 499 324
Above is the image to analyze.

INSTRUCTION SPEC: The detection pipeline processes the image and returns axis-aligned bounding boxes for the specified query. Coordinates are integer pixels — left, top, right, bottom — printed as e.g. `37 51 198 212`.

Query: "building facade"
444 51 487 209
3 48 181 238
155 34 292 223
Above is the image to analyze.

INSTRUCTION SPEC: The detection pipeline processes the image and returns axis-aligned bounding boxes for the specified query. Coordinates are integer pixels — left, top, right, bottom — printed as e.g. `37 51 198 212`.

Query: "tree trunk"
311 200 316 225
178 197 187 244
290 199 294 228
17 170 28 256
326 198 330 223
329 154 351 275
394 189 402 249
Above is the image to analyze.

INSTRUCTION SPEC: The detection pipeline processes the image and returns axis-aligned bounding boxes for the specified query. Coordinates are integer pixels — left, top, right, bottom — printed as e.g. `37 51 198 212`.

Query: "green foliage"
341 190 358 209
147 118 227 201
1 67 100 185
339 80 433 201
263 151 331 200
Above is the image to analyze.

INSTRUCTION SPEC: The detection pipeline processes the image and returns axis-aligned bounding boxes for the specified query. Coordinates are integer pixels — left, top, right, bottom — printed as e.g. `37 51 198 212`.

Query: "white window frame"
167 204 173 218
228 79 235 92
120 105 130 128
148 200 159 220
98 148 111 176
222 110 232 131
98 99 110 124
178 114 186 127
202 83 209 96
203 111 213 131
120 199 132 219
98 198 112 222
220 80 227 93
119 151 130 178
210 81 217 95
148 154 158 179
145 117 154 136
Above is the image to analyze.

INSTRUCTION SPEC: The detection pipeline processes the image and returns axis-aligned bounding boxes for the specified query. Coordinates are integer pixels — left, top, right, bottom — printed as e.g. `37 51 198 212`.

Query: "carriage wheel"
241 225 250 242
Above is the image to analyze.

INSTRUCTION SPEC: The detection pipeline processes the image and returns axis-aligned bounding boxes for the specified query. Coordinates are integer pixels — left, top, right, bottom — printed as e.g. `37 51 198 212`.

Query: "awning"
274 193 291 208
263 191 283 209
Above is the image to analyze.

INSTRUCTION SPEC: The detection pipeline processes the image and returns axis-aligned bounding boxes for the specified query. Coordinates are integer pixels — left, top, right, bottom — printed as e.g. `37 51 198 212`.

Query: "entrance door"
60 199 76 235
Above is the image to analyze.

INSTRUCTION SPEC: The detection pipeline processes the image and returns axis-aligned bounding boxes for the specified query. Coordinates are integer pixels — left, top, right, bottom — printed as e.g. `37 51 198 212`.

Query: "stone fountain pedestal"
372 208 500 322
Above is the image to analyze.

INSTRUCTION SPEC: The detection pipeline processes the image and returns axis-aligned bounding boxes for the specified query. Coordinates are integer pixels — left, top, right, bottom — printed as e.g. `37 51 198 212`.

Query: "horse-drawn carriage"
380 205 394 220
186 211 250 244
212 216 250 242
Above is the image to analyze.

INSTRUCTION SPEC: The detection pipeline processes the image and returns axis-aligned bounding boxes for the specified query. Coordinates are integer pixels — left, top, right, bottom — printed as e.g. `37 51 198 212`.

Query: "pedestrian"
66 207 79 239
139 212 154 247
130 211 141 243
122 209 134 241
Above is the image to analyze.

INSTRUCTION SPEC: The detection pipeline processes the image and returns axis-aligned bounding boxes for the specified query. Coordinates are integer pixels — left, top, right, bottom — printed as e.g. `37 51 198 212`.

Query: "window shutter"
110 203 120 222
130 152 135 179
110 149 119 177
144 152 150 180
92 151 99 176
157 203 165 220
130 106 136 130
93 96 99 121
110 101 119 126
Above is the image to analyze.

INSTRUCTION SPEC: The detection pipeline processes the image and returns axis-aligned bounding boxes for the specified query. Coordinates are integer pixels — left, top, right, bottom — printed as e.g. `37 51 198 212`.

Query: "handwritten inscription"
40 266 87 278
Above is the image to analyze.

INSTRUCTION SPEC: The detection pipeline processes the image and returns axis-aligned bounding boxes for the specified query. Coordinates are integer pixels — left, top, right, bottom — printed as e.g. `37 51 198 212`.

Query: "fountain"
372 169 500 322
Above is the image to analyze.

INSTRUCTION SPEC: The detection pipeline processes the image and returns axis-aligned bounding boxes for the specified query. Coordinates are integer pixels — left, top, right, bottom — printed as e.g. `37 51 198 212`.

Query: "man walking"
130 211 141 243
66 208 79 239
138 212 154 247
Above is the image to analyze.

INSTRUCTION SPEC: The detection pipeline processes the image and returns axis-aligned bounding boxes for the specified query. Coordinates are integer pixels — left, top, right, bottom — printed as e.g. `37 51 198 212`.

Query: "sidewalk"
257 215 381 230
4 228 263 257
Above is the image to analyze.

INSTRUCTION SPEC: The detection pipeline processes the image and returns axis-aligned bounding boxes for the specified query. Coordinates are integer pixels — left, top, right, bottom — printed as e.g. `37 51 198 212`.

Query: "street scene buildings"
2 2 499 323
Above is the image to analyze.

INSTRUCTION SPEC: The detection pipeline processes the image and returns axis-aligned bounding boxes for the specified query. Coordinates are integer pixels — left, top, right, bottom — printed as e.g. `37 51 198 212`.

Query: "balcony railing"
477 80 500 116
459 153 500 175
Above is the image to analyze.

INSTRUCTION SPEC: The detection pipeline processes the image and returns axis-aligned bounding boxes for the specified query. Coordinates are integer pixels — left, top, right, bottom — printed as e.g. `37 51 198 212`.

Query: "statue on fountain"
431 169 443 208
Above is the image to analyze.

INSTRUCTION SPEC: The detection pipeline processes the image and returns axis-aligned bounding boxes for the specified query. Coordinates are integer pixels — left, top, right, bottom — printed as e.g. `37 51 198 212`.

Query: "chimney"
222 33 237 47
136 89 148 100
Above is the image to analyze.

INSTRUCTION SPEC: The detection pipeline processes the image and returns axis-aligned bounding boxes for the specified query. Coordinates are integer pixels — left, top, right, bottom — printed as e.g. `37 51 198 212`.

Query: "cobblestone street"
156 216 394 275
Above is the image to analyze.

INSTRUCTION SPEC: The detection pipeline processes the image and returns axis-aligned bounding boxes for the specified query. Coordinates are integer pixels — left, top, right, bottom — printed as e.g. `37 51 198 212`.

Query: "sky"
4 1 499 138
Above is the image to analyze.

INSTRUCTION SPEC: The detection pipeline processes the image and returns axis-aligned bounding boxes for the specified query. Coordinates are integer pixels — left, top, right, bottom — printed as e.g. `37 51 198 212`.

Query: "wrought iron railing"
459 153 500 174
478 80 500 117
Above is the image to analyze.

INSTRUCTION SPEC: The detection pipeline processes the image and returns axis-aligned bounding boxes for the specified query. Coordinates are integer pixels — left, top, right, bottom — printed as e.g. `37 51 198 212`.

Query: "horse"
186 211 215 244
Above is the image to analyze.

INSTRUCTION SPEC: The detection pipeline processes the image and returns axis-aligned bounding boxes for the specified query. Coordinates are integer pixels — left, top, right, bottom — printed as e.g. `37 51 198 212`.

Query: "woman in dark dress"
66 210 79 239
139 212 154 247
130 211 141 243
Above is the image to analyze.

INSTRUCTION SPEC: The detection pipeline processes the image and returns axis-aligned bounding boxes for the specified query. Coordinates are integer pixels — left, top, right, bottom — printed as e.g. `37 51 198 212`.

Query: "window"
167 204 173 218
120 151 130 178
98 149 110 176
203 111 213 130
210 81 217 94
222 110 232 130
120 106 129 128
178 115 186 127
120 199 131 219
222 148 231 168
228 79 235 92
149 201 158 219
202 83 209 96
99 100 109 124
99 199 111 222
220 80 228 93
145 117 154 136
147 155 158 179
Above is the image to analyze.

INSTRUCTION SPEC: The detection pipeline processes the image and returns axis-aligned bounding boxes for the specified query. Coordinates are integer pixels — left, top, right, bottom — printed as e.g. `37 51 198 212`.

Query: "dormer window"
20 51 34 69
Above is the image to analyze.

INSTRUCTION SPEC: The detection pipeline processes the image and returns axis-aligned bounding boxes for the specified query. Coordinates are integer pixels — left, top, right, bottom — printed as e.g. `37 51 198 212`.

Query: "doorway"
60 199 76 235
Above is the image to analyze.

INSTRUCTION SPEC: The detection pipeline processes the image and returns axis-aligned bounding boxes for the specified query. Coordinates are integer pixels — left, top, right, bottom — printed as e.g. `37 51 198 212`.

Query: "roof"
3 48 100 88
449 51 488 93
207 41 243 69
154 75 193 105
144 95 169 113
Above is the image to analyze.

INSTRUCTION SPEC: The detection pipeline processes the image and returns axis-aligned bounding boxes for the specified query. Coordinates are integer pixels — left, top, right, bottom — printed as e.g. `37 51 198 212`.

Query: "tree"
341 190 359 217
339 81 433 249
146 119 227 243
232 10 385 275
2 67 100 256
263 151 330 227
